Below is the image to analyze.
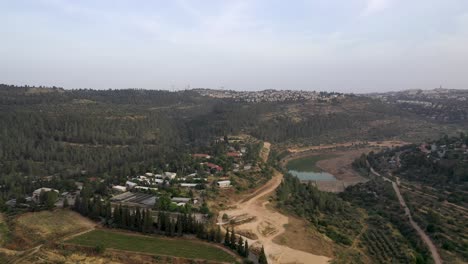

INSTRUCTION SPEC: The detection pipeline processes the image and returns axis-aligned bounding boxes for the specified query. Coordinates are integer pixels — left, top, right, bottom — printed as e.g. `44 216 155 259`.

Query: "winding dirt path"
218 171 330 264
370 169 442 264
391 179 442 264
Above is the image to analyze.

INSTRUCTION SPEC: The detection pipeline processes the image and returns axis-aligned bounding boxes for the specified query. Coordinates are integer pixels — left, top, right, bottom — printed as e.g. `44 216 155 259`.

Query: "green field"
67 229 236 262
286 154 337 172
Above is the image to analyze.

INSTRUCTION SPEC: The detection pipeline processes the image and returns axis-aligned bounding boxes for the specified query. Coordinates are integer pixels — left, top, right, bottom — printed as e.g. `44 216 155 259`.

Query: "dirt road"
370 169 442 264
391 179 443 264
260 142 271 163
218 171 330 264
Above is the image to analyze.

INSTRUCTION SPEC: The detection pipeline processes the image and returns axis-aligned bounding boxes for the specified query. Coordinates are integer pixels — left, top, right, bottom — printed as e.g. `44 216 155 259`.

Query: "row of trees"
73 194 259 259
223 227 249 258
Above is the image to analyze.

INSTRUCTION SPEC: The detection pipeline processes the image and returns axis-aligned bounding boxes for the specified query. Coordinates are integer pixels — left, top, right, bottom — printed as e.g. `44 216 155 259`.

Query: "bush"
95 244 106 254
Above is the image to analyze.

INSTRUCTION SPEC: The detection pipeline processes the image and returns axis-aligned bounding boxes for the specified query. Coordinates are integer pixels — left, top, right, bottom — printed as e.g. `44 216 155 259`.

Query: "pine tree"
209 228 215 242
164 213 171 235
170 219 176 237
142 209 153 233
244 240 249 257
156 211 162 233
129 210 136 230
215 225 222 243
237 236 244 256
122 207 129 228
224 227 230 247
177 215 183 236
258 246 268 264
105 202 112 222
135 208 142 231
230 228 237 250
113 204 122 226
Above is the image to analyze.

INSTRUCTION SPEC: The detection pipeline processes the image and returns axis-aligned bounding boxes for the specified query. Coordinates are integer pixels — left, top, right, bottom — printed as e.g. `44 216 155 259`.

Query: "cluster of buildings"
420 141 468 160
368 88 468 122
9 137 256 213
194 89 345 103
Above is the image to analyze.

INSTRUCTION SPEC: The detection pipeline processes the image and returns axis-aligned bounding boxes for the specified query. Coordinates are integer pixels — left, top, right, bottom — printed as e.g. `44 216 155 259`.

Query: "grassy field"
67 229 236 263
286 154 337 172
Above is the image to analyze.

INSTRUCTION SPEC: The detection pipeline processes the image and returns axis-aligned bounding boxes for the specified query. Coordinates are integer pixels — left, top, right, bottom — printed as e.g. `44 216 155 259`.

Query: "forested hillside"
352 134 468 263
0 84 463 201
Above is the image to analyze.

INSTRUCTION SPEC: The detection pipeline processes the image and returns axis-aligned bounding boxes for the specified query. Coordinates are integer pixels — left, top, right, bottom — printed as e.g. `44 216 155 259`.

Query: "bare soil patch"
272 216 335 258
218 171 331 264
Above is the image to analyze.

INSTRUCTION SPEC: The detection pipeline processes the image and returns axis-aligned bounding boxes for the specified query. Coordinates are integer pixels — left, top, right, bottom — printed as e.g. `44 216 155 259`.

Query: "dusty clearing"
218 171 331 264
9 210 96 249
272 215 335 258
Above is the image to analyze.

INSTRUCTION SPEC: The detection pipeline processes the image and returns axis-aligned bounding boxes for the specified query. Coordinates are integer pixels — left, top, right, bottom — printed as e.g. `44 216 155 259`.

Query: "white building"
32 187 59 203
112 185 127 193
125 181 138 190
217 180 231 188
164 172 177 179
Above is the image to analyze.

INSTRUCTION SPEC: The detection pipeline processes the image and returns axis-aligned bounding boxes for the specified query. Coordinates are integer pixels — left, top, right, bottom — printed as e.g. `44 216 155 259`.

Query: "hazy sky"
1 0 468 92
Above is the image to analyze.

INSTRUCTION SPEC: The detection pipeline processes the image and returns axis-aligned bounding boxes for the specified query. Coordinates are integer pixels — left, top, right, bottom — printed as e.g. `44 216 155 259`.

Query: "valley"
0 85 467 263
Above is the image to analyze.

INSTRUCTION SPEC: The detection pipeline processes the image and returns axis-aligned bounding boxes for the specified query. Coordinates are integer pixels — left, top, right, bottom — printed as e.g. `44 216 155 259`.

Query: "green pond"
287 155 337 181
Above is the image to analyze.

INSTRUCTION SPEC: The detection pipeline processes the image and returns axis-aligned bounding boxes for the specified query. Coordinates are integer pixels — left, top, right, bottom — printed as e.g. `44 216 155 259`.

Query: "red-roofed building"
227 152 242 158
204 162 223 172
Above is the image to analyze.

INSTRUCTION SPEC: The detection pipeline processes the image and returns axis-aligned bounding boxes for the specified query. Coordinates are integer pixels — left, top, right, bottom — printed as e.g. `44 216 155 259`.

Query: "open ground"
217 160 332 264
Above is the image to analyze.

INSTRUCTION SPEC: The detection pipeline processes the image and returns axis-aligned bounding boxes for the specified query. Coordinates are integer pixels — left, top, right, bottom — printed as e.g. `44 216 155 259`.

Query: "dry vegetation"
272 215 335 258
8 210 95 250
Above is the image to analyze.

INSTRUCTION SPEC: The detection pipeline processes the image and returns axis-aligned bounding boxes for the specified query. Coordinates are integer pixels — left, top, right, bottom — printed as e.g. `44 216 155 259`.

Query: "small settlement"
11 136 262 223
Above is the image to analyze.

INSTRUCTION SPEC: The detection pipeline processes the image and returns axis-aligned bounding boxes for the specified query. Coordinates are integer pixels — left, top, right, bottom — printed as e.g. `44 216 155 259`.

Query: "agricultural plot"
403 189 468 263
360 217 415 263
67 229 236 263
360 228 413 263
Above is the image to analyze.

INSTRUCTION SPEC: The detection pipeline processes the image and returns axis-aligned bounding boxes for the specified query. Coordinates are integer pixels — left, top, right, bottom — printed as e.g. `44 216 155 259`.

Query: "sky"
1 0 468 93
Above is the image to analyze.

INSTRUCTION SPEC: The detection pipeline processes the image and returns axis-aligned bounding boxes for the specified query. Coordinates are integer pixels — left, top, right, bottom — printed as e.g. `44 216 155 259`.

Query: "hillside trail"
370 168 442 264
218 170 330 264
391 177 442 264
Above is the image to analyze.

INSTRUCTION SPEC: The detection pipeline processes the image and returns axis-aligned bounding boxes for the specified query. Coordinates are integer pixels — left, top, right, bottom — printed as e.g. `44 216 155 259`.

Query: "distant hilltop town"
193 88 345 103
368 88 468 122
